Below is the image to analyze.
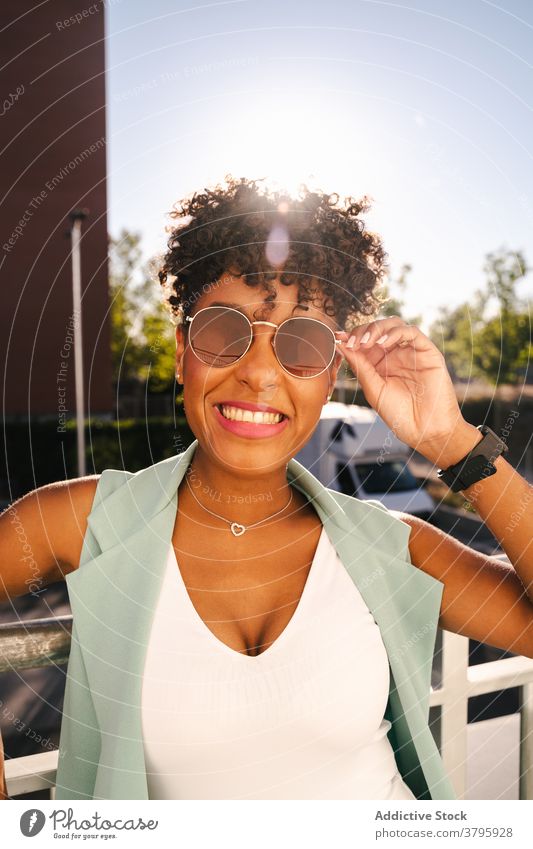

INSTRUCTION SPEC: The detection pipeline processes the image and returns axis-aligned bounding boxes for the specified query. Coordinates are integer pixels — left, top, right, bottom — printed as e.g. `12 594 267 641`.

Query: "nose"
233 321 281 396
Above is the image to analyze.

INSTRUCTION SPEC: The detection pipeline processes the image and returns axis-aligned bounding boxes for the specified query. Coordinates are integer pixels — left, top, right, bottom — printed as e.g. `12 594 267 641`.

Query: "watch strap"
437 425 508 492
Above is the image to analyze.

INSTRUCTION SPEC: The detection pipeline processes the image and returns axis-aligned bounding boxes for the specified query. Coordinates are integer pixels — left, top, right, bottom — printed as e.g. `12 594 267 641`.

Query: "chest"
171 514 324 657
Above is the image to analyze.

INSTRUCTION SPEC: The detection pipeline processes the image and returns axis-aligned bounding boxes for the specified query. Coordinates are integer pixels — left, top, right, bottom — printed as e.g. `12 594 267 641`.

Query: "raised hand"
336 316 478 467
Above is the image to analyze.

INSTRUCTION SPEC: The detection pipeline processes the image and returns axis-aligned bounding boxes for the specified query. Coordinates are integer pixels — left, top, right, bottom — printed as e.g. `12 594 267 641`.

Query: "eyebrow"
209 301 250 313
203 301 340 333
206 301 310 318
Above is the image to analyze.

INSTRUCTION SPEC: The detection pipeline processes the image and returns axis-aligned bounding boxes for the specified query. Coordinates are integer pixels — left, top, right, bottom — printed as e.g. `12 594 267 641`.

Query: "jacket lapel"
64 439 453 800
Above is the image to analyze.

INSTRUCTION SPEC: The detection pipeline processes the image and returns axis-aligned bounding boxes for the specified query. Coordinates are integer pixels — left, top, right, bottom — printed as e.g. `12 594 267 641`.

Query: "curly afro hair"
157 175 389 333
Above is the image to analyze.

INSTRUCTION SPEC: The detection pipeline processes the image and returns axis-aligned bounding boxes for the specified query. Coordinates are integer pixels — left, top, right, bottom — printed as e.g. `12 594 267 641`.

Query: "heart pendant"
230 522 246 537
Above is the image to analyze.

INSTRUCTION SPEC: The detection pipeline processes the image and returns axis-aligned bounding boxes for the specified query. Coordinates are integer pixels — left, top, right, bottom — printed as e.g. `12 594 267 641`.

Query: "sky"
105 0 533 331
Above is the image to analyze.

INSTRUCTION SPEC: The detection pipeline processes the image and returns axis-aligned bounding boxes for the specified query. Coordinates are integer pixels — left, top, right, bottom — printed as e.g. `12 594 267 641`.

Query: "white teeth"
219 405 284 424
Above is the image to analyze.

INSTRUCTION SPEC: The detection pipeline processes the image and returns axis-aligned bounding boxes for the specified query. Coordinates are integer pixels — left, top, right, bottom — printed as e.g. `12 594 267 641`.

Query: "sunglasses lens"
188 306 250 366
275 318 334 377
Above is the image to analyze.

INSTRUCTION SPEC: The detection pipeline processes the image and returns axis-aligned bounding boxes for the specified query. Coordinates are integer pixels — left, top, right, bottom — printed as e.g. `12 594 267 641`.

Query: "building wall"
1 1 112 419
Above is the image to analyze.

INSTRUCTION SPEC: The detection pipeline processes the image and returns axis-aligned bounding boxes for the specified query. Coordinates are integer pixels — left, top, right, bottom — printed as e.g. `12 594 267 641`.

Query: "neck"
182 445 298 527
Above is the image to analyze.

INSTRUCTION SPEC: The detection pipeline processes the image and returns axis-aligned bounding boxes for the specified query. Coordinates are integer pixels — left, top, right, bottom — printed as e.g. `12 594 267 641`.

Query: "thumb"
338 343 385 412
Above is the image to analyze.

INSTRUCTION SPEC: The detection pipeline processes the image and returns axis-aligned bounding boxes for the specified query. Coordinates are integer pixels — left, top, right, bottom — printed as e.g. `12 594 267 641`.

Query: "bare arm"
0 476 100 799
0 476 100 603
420 421 533 606
392 420 533 659
392 512 533 660
0 727 7 800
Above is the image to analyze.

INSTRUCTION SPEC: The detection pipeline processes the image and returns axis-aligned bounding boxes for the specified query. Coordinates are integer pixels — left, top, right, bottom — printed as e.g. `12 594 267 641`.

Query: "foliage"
430 249 532 386
108 230 177 393
429 294 485 381
473 310 532 385
377 264 423 325
108 232 531 392
1 418 195 497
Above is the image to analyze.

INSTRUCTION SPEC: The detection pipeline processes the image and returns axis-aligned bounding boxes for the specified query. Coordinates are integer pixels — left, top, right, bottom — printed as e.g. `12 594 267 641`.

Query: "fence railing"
429 629 533 799
2 617 533 799
0 616 72 673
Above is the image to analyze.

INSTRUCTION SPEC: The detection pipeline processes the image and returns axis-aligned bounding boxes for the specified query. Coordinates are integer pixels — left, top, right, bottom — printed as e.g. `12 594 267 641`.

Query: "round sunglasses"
184 305 342 379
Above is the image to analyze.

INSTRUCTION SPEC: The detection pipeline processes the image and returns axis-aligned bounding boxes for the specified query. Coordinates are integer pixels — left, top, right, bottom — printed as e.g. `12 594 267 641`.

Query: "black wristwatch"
437 425 508 492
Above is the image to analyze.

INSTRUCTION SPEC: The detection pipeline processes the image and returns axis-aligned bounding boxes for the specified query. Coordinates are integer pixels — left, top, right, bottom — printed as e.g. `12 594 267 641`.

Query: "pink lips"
213 403 289 439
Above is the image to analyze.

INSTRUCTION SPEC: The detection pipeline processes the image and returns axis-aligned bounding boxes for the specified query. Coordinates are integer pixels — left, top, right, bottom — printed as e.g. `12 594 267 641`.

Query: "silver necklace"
184 471 294 537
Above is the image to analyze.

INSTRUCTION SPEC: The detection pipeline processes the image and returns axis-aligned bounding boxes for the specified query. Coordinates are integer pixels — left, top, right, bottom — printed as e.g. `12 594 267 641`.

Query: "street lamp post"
68 209 88 478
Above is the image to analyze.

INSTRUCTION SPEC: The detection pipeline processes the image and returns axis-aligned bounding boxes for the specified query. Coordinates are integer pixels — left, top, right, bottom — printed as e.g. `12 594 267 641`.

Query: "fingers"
367 324 417 350
371 323 438 353
335 316 407 350
335 333 387 412
336 319 433 354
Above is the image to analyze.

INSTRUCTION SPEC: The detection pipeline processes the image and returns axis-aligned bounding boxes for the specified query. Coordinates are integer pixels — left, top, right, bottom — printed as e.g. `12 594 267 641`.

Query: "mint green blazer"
54 439 456 800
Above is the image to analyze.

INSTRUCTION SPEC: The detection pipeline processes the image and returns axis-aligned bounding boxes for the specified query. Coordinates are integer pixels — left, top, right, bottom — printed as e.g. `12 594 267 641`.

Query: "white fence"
3 622 533 799
429 629 533 799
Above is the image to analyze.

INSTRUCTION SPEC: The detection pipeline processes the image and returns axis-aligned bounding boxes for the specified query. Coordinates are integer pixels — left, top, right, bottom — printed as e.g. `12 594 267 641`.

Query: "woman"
1 176 532 801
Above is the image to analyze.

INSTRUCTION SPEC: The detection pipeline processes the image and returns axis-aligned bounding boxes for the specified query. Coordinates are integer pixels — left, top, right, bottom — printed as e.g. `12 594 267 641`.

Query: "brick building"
1 1 112 421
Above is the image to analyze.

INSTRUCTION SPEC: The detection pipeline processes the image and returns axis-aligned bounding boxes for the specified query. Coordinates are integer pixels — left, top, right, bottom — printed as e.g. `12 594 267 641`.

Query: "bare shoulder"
31 475 101 573
0 475 101 600
388 509 506 582
389 513 533 659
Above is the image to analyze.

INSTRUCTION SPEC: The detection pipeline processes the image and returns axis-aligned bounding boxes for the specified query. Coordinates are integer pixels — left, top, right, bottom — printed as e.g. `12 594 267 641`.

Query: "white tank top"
141 526 416 800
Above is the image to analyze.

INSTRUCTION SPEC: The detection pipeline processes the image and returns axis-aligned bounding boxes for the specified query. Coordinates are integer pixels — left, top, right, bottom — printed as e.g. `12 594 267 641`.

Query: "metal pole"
69 210 87 477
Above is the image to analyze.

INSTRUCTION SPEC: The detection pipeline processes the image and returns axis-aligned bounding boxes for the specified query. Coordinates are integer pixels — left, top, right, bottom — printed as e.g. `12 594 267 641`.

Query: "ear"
175 325 185 377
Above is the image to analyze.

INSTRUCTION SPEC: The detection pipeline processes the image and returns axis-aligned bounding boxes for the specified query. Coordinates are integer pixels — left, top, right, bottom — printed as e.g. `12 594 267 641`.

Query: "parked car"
294 401 434 518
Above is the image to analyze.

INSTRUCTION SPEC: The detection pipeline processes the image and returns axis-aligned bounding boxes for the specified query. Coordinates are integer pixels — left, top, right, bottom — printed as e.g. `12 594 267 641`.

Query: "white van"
294 401 435 518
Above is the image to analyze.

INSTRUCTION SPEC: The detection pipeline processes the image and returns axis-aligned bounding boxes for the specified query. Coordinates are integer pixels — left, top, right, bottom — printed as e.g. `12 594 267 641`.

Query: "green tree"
140 310 178 393
472 249 531 385
430 248 531 386
429 291 485 381
109 230 144 383
473 310 532 385
377 264 423 325
483 249 528 315
108 229 177 393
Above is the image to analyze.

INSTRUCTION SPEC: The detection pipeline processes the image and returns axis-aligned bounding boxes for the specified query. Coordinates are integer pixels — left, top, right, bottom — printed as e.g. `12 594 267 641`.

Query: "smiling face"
175 272 344 478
